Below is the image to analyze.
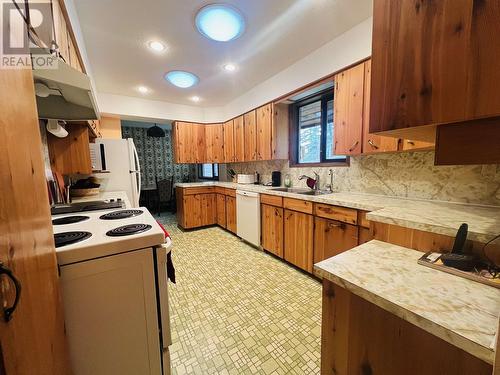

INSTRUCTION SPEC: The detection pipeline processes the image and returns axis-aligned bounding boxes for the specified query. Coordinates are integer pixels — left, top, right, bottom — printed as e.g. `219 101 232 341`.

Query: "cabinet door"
401 139 435 151
216 194 226 228
200 194 216 226
244 110 257 161
358 226 374 245
261 204 284 258
284 209 314 273
362 60 400 154
193 124 206 163
225 196 237 234
47 124 92 174
173 122 194 163
334 62 365 156
234 116 245 162
313 217 358 264
256 104 272 160
211 124 224 163
53 0 69 62
183 195 202 228
223 120 235 163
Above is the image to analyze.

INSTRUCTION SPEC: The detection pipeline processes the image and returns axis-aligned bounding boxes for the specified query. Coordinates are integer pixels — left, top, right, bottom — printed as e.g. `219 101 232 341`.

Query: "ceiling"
74 0 372 107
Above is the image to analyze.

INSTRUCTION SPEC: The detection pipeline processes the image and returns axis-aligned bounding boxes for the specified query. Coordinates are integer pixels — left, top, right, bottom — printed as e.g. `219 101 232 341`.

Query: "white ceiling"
74 0 372 107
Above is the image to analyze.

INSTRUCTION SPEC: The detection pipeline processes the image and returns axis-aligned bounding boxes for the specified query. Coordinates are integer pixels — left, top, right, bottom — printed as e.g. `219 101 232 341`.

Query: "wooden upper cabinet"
193 123 206 163
244 110 257 161
234 115 245 162
334 62 364 156
223 120 235 163
362 60 399 154
256 104 272 160
370 0 500 136
173 122 194 163
206 123 224 163
401 139 434 151
47 124 92 174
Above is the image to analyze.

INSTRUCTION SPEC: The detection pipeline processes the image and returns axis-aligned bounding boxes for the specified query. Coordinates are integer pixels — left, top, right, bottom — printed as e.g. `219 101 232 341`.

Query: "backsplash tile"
226 151 500 206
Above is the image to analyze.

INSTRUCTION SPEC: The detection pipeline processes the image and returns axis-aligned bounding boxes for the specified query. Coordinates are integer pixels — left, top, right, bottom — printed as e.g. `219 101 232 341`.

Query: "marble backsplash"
224 151 500 206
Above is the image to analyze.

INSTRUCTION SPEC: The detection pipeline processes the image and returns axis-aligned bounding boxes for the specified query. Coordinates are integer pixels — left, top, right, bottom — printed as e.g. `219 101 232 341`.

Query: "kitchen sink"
268 187 332 196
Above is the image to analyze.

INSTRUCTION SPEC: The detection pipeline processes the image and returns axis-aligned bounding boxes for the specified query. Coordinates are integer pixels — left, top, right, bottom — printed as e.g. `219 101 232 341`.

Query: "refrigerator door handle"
132 143 141 200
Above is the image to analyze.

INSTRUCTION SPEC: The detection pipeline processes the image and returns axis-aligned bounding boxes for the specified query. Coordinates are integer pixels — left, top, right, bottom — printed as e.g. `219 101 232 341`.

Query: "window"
198 163 219 180
292 90 346 165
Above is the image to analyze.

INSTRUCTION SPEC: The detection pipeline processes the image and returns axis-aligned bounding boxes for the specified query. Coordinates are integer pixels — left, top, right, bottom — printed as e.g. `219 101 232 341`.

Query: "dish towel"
156 220 176 284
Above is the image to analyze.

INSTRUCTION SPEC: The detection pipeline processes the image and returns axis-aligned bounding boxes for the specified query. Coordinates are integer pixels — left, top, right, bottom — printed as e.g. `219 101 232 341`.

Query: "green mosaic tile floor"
157 213 322 374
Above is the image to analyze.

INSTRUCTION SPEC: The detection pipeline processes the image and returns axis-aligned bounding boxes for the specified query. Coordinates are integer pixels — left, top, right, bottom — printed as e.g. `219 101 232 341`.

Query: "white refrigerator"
92 138 141 207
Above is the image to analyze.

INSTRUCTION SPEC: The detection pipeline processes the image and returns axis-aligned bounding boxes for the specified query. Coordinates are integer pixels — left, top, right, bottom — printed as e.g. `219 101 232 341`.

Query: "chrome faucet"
326 169 334 192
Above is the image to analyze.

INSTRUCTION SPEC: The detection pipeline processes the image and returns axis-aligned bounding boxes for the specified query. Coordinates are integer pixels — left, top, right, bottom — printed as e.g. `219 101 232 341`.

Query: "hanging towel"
156 220 176 283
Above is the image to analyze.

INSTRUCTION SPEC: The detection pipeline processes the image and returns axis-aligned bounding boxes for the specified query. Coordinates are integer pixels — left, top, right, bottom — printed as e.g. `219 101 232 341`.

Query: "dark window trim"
198 164 219 181
289 89 349 168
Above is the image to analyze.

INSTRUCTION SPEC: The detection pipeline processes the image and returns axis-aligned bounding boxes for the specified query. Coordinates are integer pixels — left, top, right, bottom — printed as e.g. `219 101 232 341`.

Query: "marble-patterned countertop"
314 240 500 364
175 182 500 243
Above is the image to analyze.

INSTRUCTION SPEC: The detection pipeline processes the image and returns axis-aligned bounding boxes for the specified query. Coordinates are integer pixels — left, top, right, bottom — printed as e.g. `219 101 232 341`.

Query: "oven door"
155 241 172 350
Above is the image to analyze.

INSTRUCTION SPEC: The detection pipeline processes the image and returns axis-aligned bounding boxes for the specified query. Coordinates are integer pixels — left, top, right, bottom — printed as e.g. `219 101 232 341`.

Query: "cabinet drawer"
283 198 313 214
260 194 283 207
358 211 371 228
224 188 236 197
313 203 357 225
183 187 215 195
215 186 226 195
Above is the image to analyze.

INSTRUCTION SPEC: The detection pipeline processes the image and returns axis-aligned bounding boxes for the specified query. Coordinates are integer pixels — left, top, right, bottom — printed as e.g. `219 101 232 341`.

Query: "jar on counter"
284 174 292 188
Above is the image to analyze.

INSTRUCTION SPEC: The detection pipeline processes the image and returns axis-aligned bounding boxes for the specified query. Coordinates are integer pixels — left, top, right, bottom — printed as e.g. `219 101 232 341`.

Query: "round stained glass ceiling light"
164 71 199 88
195 4 245 42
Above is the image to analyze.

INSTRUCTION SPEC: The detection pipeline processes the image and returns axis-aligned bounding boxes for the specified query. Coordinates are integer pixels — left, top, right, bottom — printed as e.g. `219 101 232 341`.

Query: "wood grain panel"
181 195 202 228
173 122 194 163
261 204 284 258
99 116 122 139
183 187 215 195
223 120 235 163
314 203 357 225
401 139 435 151
206 124 224 163
244 110 257 161
216 194 226 228
193 124 206 163
200 194 216 226
48 123 92 174
334 62 364 155
314 218 358 264
234 116 245 162
256 104 272 160
284 209 314 272
358 226 374 245
214 187 226 195
283 198 313 214
361 59 400 154
260 194 283 207
225 196 237 234
224 188 236 198
321 280 492 375
357 211 370 229
0 68 71 374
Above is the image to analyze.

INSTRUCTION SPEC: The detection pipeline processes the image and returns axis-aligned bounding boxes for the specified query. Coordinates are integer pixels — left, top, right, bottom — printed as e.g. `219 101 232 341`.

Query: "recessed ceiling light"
191 96 201 102
165 71 199 88
148 40 166 52
137 86 150 94
195 4 245 42
223 63 237 72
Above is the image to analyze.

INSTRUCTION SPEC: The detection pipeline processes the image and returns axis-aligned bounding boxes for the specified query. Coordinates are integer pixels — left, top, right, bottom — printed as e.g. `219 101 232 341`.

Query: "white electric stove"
52 207 172 375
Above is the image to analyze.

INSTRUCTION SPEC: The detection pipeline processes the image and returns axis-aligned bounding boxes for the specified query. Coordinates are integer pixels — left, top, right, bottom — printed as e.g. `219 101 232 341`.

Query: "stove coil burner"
106 224 152 237
54 231 92 248
52 215 90 225
99 210 144 220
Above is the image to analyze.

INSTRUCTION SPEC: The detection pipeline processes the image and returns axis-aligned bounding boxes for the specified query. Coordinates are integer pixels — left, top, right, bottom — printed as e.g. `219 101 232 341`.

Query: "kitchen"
1 1 500 375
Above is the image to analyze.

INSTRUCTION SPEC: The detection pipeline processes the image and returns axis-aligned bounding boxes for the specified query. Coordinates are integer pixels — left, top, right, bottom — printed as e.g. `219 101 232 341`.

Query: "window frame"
289 89 349 167
197 163 219 181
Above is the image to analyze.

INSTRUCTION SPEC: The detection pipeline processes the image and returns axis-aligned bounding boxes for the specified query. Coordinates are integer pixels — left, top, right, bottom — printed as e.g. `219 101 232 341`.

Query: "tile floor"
157 213 322 374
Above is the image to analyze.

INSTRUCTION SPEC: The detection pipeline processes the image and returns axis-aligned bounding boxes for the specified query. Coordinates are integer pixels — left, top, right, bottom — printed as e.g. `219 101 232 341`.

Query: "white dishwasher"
236 190 261 247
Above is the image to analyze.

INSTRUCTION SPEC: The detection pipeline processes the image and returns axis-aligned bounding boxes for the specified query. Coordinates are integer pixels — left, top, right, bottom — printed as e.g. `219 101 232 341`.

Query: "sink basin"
268 187 332 196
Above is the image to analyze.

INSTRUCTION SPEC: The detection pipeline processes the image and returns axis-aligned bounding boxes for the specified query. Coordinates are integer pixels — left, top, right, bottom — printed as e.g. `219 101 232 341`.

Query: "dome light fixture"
165 70 199 88
195 4 245 42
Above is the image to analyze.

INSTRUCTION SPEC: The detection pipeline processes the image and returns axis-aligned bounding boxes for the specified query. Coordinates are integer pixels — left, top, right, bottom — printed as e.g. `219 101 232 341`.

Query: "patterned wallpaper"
122 126 196 187
227 151 500 206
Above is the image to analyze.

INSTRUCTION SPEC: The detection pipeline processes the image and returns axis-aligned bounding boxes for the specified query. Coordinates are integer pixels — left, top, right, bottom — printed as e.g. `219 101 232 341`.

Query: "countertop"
175 182 500 243
314 240 500 364
71 191 132 209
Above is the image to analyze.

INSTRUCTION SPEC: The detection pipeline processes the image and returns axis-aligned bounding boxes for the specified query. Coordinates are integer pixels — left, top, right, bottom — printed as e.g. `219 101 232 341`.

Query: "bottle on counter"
254 171 260 185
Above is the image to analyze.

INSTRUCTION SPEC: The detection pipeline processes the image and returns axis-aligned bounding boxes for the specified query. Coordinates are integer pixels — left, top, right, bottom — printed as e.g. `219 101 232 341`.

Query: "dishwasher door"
236 190 261 247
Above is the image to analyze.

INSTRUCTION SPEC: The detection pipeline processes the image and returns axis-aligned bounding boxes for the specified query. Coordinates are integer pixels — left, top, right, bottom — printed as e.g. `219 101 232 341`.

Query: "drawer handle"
367 139 379 149
349 141 359 152
407 140 415 145
0 262 21 323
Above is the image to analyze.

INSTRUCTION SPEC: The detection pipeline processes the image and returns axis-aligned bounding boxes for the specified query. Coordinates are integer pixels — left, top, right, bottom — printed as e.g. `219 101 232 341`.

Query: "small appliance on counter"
271 171 281 187
237 174 256 184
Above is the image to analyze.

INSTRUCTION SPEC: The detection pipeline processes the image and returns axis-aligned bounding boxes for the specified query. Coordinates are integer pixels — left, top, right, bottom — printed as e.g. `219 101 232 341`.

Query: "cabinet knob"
349 141 359 152
367 139 379 149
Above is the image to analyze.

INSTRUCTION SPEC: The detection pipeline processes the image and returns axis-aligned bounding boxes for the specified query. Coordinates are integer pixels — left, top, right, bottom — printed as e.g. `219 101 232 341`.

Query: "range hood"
32 50 98 121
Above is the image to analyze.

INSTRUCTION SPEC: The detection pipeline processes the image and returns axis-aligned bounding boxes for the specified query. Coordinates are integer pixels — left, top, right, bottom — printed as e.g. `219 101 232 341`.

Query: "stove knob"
110 199 115 202
117 198 122 202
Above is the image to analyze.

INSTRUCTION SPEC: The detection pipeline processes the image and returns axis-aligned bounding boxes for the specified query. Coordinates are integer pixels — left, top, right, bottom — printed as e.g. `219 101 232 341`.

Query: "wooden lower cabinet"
200 194 216 226
226 196 237 234
261 204 284 258
177 193 216 229
216 193 227 228
284 209 314 272
313 217 358 264
358 226 374 245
